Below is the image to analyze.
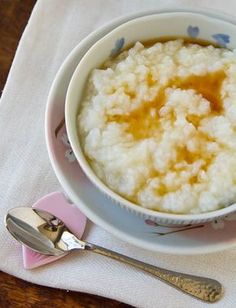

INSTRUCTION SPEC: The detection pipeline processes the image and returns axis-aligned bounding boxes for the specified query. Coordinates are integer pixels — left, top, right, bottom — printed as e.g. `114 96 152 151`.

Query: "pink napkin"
22 192 87 269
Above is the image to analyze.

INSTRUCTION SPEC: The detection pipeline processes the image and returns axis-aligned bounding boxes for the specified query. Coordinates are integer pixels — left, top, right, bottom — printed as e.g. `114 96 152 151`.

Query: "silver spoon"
5 207 223 302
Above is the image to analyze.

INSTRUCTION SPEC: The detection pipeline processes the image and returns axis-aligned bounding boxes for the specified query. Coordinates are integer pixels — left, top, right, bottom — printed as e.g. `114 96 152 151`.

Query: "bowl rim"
65 10 236 223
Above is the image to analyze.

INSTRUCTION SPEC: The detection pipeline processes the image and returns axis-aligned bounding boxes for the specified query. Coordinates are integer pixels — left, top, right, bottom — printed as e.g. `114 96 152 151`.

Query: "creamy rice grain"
78 40 236 214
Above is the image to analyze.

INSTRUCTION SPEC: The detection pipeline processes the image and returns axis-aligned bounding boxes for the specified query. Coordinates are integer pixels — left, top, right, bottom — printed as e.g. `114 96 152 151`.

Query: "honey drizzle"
107 70 226 139
174 70 226 114
108 86 166 139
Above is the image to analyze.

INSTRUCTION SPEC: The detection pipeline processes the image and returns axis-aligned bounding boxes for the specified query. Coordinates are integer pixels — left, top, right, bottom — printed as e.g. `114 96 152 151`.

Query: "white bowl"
65 11 236 225
46 8 236 254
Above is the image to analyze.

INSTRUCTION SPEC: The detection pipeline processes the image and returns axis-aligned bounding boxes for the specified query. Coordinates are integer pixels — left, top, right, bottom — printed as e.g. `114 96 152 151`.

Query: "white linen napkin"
1 0 236 307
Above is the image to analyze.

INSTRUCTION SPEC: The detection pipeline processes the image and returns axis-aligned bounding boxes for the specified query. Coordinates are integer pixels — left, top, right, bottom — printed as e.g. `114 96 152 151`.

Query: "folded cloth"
1 0 236 307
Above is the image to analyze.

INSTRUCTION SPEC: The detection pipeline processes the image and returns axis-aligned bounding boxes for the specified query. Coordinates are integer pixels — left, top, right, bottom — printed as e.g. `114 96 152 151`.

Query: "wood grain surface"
0 1 132 307
0 271 130 308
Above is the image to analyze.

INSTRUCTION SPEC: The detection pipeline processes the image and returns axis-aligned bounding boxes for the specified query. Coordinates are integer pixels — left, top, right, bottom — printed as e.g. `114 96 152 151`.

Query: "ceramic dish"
66 11 236 225
46 8 236 254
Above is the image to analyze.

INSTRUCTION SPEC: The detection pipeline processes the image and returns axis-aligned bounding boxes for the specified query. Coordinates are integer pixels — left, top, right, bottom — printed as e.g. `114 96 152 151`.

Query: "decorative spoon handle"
84 242 223 303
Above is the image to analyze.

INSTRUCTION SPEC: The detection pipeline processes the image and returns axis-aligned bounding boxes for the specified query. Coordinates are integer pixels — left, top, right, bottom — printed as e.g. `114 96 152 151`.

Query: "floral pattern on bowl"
212 33 230 47
187 25 200 38
110 37 125 57
61 132 76 163
145 212 236 236
187 24 230 48
109 26 231 60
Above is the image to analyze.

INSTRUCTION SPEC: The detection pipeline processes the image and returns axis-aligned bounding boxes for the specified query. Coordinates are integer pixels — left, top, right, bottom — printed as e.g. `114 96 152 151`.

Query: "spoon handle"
84 242 223 302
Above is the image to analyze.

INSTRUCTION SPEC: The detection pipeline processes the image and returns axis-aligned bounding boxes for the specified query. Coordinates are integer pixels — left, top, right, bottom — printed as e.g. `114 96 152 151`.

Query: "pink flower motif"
211 219 225 230
145 219 159 227
224 213 236 221
61 133 70 146
61 133 76 163
211 213 236 230
65 149 76 162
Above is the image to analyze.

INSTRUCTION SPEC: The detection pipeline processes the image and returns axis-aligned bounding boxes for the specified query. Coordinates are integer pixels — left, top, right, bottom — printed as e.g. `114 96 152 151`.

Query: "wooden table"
0 1 132 307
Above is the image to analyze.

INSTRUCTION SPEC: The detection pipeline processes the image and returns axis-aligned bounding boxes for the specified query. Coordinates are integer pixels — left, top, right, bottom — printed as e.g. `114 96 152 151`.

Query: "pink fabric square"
22 192 87 269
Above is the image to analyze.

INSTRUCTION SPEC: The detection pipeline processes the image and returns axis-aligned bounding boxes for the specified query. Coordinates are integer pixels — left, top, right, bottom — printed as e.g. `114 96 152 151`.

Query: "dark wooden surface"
0 1 131 307
0 271 130 308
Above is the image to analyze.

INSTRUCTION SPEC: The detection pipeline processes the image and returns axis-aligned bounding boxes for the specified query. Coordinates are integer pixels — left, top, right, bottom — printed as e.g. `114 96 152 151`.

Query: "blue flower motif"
212 33 230 47
187 25 199 38
110 37 125 57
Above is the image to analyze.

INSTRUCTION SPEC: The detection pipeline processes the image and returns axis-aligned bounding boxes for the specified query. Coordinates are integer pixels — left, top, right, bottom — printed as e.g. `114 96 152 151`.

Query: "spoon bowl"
6 207 65 255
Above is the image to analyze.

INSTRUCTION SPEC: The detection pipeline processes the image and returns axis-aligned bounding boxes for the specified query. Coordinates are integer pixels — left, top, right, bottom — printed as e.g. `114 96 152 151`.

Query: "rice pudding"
78 39 236 214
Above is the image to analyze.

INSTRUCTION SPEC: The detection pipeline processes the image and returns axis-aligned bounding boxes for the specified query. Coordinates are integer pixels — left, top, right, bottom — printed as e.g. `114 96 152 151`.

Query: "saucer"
46 9 236 255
